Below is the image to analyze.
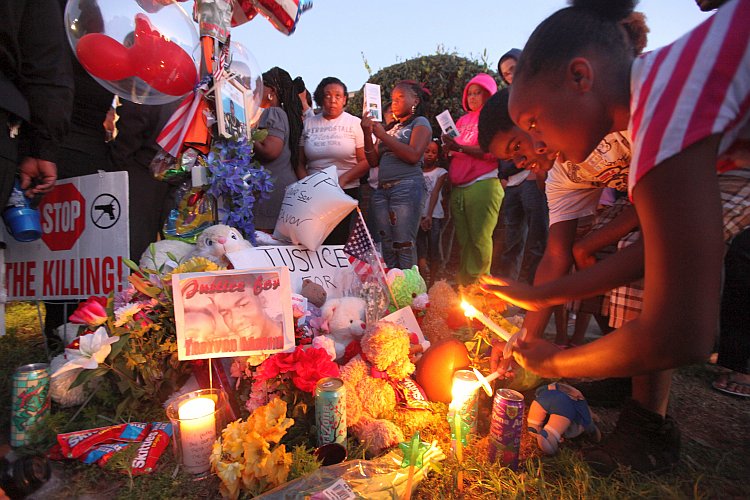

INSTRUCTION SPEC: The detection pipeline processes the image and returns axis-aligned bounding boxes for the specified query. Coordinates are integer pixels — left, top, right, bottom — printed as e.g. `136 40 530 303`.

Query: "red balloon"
76 33 132 81
130 14 198 96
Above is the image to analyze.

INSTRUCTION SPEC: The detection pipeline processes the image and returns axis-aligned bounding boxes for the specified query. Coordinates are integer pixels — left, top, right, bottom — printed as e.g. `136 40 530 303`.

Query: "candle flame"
460 300 478 318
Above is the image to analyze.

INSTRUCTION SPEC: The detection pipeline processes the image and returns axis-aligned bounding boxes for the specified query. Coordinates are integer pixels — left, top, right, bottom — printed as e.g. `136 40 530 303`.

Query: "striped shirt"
628 0 750 194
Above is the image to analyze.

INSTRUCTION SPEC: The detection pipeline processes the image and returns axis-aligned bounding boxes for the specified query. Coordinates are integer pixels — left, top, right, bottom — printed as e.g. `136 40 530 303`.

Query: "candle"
460 300 512 342
177 396 216 474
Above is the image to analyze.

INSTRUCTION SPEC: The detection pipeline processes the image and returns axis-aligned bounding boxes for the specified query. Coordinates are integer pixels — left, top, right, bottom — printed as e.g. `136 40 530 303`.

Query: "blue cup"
3 181 42 242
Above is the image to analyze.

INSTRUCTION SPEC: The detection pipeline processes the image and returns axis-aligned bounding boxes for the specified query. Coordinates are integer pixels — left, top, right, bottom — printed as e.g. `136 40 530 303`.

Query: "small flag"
213 36 230 82
156 91 201 157
344 216 387 280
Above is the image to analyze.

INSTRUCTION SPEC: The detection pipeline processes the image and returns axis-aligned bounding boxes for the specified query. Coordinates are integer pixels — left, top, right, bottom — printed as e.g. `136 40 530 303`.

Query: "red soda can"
315 377 346 447
488 388 524 470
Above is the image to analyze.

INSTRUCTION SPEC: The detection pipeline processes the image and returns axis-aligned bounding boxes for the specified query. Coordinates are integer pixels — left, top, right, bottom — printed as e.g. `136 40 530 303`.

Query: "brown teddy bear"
339 321 431 455
420 280 465 345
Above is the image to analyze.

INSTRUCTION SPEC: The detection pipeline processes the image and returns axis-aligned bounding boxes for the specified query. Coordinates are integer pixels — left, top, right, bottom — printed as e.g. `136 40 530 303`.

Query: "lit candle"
460 300 512 342
450 372 477 491
178 396 216 474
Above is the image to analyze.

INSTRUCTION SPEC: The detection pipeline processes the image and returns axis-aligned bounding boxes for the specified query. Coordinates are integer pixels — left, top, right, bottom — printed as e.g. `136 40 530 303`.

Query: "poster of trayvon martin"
172 267 294 360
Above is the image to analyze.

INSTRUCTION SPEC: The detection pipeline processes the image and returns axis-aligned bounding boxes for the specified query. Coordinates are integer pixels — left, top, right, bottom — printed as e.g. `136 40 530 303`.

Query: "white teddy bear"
320 297 367 360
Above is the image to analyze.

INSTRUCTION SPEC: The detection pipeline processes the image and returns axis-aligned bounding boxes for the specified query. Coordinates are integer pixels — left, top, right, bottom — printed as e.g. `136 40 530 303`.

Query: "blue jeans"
372 177 425 269
499 180 549 284
417 217 445 271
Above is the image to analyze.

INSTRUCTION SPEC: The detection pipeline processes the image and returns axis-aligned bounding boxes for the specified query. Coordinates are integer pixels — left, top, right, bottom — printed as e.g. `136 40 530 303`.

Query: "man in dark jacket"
0 0 74 208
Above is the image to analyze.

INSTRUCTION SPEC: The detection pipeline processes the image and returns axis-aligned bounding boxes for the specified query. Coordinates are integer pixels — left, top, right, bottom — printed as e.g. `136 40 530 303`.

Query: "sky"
230 0 714 94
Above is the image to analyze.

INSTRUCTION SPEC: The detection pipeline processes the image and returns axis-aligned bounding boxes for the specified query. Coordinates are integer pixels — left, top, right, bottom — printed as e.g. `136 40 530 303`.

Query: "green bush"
347 52 503 137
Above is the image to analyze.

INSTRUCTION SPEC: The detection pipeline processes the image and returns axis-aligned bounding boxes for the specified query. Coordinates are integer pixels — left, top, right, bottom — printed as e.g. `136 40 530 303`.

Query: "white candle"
178 396 216 474
460 300 512 342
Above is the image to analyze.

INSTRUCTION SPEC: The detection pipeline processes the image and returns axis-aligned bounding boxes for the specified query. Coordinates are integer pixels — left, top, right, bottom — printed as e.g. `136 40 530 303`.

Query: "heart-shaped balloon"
75 14 198 97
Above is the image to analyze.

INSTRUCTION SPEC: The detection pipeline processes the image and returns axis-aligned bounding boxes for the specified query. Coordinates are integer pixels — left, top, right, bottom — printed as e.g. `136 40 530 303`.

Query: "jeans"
372 177 425 269
499 180 549 284
417 217 445 272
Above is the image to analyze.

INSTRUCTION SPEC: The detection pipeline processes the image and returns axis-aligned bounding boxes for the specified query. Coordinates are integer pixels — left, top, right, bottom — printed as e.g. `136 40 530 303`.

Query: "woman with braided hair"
252 67 304 231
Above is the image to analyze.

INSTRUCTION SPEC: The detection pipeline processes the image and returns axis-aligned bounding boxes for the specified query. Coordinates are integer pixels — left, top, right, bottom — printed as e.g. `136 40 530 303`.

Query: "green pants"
451 178 504 285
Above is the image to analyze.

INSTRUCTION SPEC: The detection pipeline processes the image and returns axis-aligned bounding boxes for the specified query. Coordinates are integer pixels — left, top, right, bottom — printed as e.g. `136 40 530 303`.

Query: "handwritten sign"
172 267 295 360
226 245 356 299
272 167 357 251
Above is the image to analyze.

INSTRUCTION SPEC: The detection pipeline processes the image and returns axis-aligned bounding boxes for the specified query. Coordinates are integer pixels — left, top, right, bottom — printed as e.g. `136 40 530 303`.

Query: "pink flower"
69 296 108 327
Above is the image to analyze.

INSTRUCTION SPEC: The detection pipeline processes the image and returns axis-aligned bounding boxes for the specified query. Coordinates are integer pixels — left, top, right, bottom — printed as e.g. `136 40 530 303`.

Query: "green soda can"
315 377 346 447
10 363 51 447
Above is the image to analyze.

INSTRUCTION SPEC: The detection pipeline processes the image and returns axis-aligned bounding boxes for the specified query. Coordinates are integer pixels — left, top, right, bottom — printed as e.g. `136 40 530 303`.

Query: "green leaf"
123 258 141 273
70 366 110 389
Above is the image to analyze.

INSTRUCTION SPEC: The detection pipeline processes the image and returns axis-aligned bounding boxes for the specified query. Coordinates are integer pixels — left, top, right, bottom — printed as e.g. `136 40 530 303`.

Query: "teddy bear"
527 382 601 455
385 266 428 313
320 297 367 360
139 224 252 272
339 321 431 455
419 280 466 344
300 279 327 316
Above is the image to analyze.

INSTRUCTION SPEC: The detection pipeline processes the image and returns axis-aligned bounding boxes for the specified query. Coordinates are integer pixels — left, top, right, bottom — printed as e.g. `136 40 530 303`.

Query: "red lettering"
102 256 114 292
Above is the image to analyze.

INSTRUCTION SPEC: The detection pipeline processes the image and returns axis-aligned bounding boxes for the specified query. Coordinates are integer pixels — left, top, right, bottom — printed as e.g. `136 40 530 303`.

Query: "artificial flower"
312 335 336 362
242 433 271 477
215 460 243 500
262 444 292 486
113 302 143 327
51 326 119 377
68 296 108 327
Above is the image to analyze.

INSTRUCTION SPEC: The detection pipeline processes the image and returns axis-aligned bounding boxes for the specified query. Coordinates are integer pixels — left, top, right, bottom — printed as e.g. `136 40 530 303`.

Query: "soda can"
10 363 51 447
315 377 346 447
451 370 480 432
488 388 524 470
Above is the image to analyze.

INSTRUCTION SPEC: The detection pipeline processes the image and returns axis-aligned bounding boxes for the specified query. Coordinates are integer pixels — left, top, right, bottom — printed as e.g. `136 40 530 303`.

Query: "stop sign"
40 183 86 251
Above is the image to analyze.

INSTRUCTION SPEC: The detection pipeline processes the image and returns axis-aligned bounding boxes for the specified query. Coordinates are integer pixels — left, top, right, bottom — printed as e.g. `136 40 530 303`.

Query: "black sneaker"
566 377 632 407
582 399 681 475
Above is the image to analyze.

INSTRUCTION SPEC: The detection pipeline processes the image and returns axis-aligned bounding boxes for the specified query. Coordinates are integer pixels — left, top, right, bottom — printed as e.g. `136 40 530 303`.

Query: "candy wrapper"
150 148 199 184
255 442 445 499
131 422 173 475
57 422 150 459
162 181 217 244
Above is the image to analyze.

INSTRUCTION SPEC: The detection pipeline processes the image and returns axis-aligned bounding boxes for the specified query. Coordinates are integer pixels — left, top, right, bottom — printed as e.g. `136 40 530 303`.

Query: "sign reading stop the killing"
2 172 130 301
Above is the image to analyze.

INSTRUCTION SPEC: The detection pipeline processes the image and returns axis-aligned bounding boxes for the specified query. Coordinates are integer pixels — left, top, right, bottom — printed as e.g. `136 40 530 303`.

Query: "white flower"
312 336 337 361
51 326 119 378
114 303 143 327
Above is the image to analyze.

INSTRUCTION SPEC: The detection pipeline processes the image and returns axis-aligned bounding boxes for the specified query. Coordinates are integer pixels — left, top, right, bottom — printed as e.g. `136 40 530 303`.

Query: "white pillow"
273 166 357 251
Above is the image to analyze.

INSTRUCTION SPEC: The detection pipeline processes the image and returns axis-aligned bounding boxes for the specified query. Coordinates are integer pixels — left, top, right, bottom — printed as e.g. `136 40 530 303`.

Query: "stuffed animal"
300 279 327 312
340 321 430 455
420 280 465 344
320 297 367 360
139 239 194 272
139 224 252 272
189 224 252 267
386 266 428 313
527 382 601 455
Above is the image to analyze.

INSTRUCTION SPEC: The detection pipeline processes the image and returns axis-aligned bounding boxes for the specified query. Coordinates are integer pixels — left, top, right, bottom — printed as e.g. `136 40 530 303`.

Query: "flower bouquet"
211 398 294 499
232 346 340 446
65 257 222 414
205 134 274 244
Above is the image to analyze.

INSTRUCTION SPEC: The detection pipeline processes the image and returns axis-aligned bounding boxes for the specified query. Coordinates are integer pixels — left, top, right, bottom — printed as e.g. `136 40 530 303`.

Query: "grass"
2 301 749 499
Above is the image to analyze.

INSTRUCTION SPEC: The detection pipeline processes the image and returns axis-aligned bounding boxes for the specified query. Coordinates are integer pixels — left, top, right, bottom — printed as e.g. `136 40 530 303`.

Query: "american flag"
213 37 230 82
344 215 387 280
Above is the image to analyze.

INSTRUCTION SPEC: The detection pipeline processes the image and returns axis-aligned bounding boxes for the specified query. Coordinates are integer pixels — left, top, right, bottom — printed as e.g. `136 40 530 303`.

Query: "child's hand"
420 216 431 231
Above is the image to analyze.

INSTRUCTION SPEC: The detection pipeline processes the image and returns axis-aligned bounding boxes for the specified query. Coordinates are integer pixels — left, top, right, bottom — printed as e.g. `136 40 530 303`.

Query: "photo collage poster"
172 267 294 360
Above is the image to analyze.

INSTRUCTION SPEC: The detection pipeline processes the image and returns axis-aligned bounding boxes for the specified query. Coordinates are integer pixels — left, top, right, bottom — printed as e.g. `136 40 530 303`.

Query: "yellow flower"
210 440 223 469
242 432 270 477
261 444 292 487
248 399 294 443
221 420 246 460
215 460 243 500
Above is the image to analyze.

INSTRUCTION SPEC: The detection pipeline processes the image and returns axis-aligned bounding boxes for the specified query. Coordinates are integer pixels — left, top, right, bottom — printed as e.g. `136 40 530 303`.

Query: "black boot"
582 399 681 475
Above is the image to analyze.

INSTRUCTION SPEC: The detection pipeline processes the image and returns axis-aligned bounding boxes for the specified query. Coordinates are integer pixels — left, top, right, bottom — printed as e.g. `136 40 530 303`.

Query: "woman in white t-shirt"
297 77 368 244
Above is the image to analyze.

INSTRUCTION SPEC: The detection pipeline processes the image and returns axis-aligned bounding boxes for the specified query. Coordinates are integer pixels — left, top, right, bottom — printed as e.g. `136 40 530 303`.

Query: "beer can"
315 377 346 447
10 363 51 447
488 388 524 470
